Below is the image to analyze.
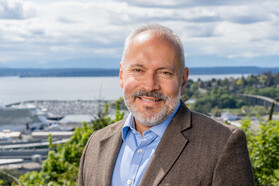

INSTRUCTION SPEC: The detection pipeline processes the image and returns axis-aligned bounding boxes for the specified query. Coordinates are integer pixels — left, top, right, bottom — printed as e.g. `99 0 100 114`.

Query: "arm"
78 149 86 186
212 128 255 186
78 132 96 186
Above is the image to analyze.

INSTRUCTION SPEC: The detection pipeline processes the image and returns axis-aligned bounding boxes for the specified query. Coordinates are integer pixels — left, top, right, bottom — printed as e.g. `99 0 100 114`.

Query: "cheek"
123 76 139 92
161 80 180 97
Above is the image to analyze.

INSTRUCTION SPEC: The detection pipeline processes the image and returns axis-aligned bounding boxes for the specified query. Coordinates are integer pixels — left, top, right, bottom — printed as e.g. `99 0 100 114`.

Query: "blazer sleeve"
78 132 96 186
212 128 255 186
78 149 85 186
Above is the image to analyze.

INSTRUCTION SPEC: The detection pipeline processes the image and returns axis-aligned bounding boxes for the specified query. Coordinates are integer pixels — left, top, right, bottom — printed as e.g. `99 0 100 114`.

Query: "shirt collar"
122 101 181 140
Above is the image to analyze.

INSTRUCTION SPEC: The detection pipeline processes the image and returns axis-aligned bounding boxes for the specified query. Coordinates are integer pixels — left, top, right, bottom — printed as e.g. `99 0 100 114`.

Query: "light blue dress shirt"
111 102 181 186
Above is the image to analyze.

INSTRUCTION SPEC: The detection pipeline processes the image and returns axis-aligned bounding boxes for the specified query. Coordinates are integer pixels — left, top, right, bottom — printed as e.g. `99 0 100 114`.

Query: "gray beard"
123 90 180 127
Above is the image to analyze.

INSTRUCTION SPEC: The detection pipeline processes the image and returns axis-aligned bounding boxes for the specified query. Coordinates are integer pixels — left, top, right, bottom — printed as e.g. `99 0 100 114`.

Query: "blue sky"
0 0 278 68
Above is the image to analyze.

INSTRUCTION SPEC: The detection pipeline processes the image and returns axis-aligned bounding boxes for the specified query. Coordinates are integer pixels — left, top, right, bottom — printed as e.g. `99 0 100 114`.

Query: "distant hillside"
189 66 279 75
0 68 119 77
0 67 278 77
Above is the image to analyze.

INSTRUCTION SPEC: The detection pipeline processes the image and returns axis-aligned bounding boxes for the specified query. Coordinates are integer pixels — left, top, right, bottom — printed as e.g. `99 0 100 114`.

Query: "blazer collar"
98 119 125 185
140 101 192 186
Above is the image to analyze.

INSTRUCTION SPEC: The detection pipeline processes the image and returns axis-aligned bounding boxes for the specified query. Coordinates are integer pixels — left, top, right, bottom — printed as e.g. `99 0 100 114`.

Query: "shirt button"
137 148 143 153
127 179 132 185
132 130 136 134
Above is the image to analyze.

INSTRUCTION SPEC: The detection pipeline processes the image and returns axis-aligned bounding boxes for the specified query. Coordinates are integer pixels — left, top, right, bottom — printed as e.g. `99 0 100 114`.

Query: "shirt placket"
126 131 157 186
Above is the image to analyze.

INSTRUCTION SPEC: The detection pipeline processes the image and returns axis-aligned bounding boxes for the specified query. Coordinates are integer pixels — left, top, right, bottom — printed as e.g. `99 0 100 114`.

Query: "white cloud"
0 0 24 19
118 0 261 8
0 0 278 67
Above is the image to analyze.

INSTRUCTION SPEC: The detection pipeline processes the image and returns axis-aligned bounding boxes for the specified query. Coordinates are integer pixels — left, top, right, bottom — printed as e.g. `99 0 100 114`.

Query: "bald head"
121 24 185 75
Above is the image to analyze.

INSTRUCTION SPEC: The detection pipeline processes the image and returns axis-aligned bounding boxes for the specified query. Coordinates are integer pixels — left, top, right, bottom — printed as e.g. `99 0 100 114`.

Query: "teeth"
140 97 159 102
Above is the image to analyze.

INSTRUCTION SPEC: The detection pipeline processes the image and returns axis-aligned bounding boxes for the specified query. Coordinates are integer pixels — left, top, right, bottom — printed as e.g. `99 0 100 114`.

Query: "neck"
134 119 152 136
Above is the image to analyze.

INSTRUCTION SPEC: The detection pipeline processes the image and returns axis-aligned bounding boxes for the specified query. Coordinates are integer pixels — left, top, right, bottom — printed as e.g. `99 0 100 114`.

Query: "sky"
0 0 279 68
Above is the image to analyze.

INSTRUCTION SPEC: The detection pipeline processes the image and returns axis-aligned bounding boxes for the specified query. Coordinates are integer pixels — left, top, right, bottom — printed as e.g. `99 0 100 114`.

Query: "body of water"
0 74 249 105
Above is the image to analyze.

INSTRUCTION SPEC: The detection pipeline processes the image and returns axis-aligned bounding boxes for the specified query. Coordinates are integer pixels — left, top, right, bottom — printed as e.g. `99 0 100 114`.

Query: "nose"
141 72 160 92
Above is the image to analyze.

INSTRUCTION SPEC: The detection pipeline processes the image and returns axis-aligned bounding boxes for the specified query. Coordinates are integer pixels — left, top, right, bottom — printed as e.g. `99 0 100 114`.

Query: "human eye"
133 68 143 72
160 70 173 77
132 68 144 73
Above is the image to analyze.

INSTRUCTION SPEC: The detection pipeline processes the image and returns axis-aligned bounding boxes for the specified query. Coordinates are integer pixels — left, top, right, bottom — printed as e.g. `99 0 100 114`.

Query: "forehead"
130 31 176 50
124 31 179 66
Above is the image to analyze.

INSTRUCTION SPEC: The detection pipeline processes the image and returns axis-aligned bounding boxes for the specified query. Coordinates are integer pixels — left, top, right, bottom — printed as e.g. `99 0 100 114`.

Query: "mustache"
131 90 168 101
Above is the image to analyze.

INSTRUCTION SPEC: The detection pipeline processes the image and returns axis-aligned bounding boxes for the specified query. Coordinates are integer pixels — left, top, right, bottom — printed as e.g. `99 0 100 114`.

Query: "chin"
123 89 181 126
131 101 178 126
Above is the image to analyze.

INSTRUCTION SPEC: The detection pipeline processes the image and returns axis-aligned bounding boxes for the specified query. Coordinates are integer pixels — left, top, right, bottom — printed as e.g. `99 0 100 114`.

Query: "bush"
241 119 279 185
0 169 22 186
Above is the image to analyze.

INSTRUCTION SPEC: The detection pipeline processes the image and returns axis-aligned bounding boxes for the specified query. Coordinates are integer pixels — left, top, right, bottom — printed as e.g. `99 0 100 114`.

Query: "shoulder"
189 110 246 146
79 119 126 185
175 102 245 143
192 111 239 132
81 119 125 162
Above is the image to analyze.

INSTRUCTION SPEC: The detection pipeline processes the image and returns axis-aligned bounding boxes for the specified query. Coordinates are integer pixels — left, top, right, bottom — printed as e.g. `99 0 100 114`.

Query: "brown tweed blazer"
78 102 255 186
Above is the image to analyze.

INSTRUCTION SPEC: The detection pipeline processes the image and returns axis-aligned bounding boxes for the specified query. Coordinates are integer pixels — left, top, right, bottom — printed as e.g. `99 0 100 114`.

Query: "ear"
119 62 124 88
180 67 189 94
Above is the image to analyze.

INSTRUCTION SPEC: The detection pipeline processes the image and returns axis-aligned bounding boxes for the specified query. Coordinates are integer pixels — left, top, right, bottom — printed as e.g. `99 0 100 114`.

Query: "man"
78 24 255 186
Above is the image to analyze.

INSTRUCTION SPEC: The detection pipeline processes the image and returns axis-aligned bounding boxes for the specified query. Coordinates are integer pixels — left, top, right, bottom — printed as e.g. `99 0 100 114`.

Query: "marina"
0 99 120 173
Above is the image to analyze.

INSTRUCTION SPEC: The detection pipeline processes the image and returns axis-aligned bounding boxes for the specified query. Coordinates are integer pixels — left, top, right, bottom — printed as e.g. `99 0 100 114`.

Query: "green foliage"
92 103 112 131
182 72 279 115
113 99 125 123
0 169 22 186
184 79 197 99
241 119 279 185
193 88 245 114
48 133 53 149
241 105 269 117
92 100 124 131
244 87 279 99
236 78 244 87
18 99 125 185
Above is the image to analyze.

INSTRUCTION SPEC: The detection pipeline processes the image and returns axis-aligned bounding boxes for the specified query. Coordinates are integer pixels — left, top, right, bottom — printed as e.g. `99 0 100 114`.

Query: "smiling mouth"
138 96 161 102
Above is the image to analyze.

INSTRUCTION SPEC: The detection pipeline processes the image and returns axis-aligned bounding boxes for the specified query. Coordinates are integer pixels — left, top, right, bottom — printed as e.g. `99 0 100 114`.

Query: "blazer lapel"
140 102 192 186
99 120 124 185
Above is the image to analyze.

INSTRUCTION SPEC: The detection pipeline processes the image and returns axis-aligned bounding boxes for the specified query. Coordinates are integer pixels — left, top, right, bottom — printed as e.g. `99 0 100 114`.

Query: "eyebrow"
128 64 176 72
157 66 176 72
129 64 144 68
